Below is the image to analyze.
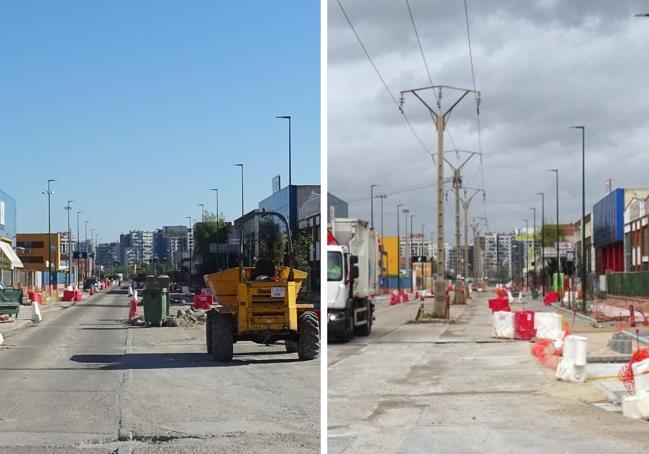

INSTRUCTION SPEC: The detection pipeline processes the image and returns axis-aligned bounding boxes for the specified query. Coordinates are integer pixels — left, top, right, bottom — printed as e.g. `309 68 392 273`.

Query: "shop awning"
0 242 23 269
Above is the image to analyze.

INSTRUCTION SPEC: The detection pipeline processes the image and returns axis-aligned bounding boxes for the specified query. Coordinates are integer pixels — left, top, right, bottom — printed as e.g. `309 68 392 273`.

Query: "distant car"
83 277 99 290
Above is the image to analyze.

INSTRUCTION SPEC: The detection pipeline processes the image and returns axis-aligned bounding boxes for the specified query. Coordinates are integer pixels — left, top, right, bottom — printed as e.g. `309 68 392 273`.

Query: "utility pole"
65 200 73 286
571 126 587 312
198 203 205 222
470 217 488 284
537 192 546 296
421 223 425 291
461 187 485 278
275 115 292 186
444 151 480 279
370 184 378 230
396 203 404 293
400 84 480 317
91 227 95 277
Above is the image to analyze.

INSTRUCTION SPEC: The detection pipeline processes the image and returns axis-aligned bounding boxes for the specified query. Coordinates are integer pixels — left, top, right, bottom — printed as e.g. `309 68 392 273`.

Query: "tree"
193 218 230 276
540 225 565 247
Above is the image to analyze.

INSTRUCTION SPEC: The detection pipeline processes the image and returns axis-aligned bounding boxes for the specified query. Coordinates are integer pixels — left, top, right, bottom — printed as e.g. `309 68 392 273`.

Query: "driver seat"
252 259 276 281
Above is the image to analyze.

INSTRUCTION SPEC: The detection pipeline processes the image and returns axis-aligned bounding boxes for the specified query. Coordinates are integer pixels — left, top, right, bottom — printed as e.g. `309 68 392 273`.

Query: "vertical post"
396 203 403 294
437 115 445 282
532 207 536 290
463 201 469 278
410 213 415 292
76 211 81 288
538 192 545 296
580 127 587 311
555 170 560 285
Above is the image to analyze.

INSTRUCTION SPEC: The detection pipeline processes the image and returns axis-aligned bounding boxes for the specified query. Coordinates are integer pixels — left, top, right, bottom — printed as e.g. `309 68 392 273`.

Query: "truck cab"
327 219 377 342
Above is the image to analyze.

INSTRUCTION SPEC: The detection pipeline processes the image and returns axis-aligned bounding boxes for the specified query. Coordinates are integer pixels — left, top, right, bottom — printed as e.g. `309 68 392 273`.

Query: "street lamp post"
210 188 219 222
90 228 95 277
84 221 90 280
571 125 587 312
421 224 425 291
523 219 529 291
233 164 244 217
43 179 56 290
531 207 536 290
65 200 73 286
275 115 292 186
370 184 378 230
549 169 560 291
396 203 403 293
537 192 545 296
76 211 82 287
410 213 415 292
198 203 205 222
402 208 410 290
186 216 193 286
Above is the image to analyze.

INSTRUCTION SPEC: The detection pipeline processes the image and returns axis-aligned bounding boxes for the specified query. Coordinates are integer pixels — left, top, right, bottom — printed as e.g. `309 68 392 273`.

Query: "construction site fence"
606 271 649 297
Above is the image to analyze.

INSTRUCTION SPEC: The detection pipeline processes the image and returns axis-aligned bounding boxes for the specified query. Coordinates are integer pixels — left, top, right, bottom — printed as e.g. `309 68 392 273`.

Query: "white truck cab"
327 219 378 342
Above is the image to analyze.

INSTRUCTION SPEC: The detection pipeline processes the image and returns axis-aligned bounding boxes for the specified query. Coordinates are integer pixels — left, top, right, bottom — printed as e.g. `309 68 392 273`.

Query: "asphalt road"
328 294 649 454
0 287 319 453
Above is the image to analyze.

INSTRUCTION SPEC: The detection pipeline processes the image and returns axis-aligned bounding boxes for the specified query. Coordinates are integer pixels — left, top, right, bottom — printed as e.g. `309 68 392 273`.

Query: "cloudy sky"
328 0 649 242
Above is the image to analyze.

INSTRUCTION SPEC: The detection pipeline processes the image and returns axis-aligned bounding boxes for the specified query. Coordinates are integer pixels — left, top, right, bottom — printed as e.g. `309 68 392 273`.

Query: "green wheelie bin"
142 287 168 327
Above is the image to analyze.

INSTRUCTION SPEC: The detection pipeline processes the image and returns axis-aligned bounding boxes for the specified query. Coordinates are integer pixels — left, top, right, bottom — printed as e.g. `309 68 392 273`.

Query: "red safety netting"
531 339 562 369
618 348 649 394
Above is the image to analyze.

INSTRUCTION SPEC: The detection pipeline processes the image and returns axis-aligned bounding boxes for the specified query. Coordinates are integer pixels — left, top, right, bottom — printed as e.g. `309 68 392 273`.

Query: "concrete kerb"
551 303 601 327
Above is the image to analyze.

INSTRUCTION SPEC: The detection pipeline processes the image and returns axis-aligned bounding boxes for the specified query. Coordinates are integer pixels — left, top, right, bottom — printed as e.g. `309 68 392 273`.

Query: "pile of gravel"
173 308 207 327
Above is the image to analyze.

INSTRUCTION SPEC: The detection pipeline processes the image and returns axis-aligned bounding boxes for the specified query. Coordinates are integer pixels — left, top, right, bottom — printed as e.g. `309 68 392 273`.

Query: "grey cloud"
328 0 649 239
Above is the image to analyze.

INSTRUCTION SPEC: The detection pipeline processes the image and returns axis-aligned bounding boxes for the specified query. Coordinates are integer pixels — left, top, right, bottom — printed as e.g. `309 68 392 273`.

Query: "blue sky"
0 1 320 243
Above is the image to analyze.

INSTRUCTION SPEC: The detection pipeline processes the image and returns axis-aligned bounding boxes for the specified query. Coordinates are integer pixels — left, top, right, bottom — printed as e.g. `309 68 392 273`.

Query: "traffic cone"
31 300 42 323
89 286 94 296
129 295 140 319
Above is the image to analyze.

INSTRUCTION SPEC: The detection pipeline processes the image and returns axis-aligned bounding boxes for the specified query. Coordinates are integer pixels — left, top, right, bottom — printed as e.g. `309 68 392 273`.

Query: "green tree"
540 225 565 247
193 218 230 276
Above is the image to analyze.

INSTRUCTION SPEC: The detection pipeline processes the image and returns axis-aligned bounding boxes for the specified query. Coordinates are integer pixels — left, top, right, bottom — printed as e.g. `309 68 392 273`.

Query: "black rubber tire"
210 313 234 361
297 311 320 360
285 339 298 353
206 311 215 354
354 303 372 336
338 309 355 343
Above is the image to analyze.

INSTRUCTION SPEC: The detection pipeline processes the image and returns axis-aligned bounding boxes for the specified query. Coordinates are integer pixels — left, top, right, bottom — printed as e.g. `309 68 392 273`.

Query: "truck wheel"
338 310 355 343
285 339 298 353
210 313 234 361
354 303 372 336
297 312 320 360
206 311 215 354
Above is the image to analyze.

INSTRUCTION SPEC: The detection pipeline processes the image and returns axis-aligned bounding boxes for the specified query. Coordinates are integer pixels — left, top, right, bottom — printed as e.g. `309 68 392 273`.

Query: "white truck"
327 218 379 342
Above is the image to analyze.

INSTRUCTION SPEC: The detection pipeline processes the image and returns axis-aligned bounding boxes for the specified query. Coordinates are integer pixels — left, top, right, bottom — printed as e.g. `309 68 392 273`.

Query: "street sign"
566 251 575 262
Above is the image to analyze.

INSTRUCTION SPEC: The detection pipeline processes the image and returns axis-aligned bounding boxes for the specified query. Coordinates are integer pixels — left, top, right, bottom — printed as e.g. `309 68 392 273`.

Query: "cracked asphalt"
0 286 319 453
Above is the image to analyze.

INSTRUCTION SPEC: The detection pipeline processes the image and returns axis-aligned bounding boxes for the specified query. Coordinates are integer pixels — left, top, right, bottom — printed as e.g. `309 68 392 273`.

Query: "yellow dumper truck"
204 210 319 361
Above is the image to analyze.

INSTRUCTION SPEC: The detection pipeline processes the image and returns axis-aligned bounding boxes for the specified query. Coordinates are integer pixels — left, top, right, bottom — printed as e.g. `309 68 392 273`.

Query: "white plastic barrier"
0 332 3 345
535 312 563 341
622 358 649 419
634 358 649 394
128 287 133 297
555 335 587 383
31 301 42 323
492 311 515 339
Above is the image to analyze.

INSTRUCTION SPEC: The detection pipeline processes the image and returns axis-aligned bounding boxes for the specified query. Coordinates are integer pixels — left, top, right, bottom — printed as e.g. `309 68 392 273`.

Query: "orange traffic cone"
129 296 140 319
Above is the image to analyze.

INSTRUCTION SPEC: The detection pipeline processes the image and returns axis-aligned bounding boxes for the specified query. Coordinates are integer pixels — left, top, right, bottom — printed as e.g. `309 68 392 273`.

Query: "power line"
463 0 487 222
404 0 457 151
336 0 433 157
